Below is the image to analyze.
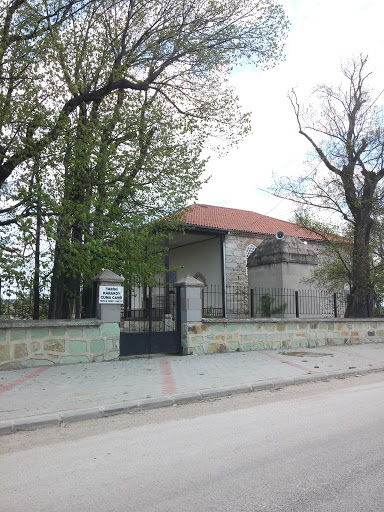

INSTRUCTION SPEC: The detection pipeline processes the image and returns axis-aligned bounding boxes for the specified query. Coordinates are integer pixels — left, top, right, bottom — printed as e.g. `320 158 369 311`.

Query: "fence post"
367 295 371 318
175 275 204 324
333 293 338 318
250 289 254 318
92 270 125 323
295 291 299 318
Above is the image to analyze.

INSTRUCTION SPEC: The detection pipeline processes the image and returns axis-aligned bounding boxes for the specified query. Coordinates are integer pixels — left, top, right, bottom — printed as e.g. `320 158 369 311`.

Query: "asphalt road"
1 373 384 512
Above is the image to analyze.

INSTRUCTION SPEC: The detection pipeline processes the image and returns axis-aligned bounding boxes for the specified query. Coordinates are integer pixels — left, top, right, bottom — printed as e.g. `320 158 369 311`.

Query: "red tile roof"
180 204 323 240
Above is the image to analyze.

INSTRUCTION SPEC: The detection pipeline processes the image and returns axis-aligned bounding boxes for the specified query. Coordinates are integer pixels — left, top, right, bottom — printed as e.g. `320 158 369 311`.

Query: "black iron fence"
203 285 249 317
122 283 179 332
0 279 50 319
202 285 377 319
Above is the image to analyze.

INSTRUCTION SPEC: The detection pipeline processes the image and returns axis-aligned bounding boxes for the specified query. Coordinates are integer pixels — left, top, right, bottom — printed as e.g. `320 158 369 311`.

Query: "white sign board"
99 286 124 304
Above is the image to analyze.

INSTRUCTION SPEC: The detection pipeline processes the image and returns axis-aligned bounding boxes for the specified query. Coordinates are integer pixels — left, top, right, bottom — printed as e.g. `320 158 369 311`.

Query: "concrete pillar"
175 275 204 324
92 270 125 323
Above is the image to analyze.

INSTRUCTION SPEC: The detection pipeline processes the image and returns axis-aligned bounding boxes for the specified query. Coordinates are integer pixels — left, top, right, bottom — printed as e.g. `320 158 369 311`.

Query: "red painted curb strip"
259 351 316 373
0 367 50 394
161 357 177 395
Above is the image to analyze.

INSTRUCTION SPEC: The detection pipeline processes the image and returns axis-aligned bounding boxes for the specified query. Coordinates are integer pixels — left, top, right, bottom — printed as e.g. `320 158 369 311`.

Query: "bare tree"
273 55 384 317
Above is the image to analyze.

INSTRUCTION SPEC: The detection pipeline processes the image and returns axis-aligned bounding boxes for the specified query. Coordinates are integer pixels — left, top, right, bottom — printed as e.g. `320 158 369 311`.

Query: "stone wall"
224 233 262 287
181 318 384 355
0 319 120 370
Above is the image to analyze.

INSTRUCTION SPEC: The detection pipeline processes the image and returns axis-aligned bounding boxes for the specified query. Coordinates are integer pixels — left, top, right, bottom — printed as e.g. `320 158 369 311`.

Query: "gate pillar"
92 270 125 323
175 275 204 324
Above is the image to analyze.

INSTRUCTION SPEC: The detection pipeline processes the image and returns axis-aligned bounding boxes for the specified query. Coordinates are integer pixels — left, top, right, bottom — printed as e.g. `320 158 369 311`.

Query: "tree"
0 0 289 190
1 0 290 318
272 55 384 317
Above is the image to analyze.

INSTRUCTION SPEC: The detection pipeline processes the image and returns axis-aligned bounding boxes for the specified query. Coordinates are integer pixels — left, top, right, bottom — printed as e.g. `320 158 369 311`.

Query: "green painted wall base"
0 319 120 369
182 319 384 355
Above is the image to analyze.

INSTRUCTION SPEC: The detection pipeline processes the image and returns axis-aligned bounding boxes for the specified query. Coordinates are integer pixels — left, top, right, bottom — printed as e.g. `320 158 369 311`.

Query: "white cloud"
197 0 384 220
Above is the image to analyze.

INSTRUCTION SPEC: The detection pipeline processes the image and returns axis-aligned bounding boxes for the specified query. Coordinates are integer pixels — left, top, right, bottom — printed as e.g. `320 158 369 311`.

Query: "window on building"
245 244 256 275
193 272 207 286
246 244 256 259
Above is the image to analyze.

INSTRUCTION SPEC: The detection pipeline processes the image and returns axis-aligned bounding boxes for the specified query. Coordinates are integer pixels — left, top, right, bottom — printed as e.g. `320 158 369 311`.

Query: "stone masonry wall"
224 233 262 287
0 319 120 370
181 318 384 355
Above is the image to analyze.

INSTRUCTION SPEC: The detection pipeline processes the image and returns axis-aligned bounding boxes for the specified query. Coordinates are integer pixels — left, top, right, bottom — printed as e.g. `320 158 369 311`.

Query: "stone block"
239 343 251 351
31 342 41 352
60 355 89 364
0 361 23 370
85 327 101 339
191 346 205 355
50 328 66 337
68 340 87 353
210 324 224 333
186 335 204 347
24 359 54 367
11 330 26 341
239 334 253 344
241 324 255 332
105 339 114 350
31 329 49 340
277 324 286 331
0 344 10 361
102 323 120 337
252 341 265 350
207 343 227 354
44 339 65 352
93 355 105 362
68 329 83 339
0 330 6 342
225 324 240 333
13 343 28 359
104 350 119 360
191 324 207 334
90 340 104 354
227 341 239 352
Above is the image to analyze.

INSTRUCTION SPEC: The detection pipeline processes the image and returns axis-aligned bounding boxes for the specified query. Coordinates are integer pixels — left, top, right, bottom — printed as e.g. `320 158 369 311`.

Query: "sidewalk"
1 343 384 434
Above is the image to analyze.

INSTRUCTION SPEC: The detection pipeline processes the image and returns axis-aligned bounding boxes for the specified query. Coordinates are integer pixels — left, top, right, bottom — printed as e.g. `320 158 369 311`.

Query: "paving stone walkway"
1 343 384 434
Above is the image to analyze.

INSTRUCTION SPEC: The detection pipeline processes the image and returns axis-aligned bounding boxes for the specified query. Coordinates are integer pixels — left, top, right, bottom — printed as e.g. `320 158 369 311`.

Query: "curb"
1 366 383 436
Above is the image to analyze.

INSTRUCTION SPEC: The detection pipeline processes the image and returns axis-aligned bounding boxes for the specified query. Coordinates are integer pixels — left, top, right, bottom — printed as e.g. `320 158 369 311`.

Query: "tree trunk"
32 206 41 320
344 214 373 318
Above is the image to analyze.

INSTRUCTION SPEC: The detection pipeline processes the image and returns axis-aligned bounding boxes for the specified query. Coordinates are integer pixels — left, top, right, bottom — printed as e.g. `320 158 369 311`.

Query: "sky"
197 0 384 221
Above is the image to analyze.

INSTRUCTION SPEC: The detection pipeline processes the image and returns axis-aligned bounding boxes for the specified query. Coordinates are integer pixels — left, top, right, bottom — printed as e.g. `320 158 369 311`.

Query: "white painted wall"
248 261 316 291
169 236 222 285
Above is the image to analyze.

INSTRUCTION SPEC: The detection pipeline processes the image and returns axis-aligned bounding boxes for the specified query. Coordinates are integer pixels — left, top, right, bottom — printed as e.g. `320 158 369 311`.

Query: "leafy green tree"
273 55 384 317
1 0 290 318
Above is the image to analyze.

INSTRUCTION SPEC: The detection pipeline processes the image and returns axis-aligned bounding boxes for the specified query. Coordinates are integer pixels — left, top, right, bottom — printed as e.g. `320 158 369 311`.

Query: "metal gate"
119 284 181 356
